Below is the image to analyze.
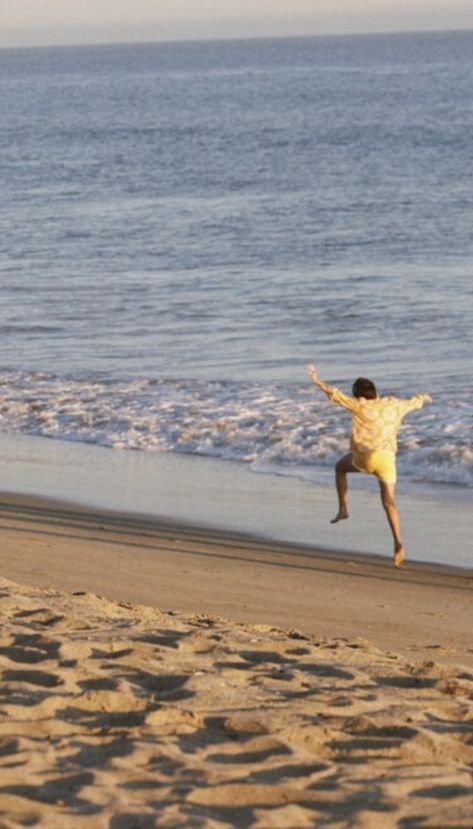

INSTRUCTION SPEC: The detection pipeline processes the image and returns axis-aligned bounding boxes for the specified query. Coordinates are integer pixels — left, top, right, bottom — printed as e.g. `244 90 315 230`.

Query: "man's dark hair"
352 377 377 399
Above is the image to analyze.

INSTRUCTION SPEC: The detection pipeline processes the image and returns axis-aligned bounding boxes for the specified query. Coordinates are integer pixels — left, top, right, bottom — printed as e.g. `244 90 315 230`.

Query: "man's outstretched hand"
307 364 319 382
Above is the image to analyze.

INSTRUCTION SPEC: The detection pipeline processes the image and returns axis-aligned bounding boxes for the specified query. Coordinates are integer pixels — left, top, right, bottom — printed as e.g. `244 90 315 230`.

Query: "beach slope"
0 497 472 827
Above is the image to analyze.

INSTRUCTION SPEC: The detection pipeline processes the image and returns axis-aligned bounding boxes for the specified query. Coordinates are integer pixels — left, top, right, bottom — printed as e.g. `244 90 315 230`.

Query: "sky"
1 0 473 48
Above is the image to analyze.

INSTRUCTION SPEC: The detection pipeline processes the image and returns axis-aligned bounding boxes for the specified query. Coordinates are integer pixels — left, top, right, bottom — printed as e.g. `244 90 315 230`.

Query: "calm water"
0 32 472 489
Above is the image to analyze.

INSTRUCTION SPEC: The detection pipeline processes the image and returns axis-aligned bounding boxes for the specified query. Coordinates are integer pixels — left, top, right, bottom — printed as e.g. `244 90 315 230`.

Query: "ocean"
0 31 472 504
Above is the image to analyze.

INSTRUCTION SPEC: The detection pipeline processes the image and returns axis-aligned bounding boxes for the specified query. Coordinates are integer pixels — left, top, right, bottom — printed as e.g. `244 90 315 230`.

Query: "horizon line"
1 25 472 53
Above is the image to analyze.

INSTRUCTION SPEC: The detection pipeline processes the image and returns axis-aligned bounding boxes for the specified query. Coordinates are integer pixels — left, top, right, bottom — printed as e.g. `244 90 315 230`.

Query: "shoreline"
0 431 472 569
1 492 472 668
1 488 471 577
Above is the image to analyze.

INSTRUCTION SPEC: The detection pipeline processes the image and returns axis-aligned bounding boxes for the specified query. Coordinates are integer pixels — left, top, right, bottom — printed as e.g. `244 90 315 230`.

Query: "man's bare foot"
393 544 405 567
331 509 349 524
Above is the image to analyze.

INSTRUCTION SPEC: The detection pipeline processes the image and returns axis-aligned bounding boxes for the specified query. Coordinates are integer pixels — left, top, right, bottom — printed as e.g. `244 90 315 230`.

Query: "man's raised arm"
307 364 356 411
307 364 333 396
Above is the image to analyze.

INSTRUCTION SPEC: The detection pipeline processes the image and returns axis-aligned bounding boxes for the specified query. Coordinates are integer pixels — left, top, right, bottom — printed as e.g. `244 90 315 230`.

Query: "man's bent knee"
336 454 357 475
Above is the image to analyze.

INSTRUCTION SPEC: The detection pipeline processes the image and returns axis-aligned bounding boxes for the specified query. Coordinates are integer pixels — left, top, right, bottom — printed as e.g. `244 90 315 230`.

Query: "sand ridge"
0 577 472 828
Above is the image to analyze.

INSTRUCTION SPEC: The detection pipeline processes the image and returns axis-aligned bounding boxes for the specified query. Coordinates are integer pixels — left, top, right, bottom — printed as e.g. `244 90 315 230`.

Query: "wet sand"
0 494 472 665
1 431 472 570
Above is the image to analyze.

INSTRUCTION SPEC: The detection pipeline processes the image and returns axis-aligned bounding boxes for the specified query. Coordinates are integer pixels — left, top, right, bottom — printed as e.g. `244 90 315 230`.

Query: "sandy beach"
0 495 472 828
2 25 473 829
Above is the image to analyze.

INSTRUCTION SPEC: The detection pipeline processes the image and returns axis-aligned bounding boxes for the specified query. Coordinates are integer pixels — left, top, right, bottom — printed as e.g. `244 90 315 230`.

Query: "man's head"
352 377 377 399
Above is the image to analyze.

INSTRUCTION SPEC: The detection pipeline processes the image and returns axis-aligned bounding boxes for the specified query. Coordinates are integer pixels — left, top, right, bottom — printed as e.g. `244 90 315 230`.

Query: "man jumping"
307 364 432 566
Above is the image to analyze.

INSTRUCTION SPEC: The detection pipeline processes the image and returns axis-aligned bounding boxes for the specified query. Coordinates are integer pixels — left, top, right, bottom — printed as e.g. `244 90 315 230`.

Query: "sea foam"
0 369 471 489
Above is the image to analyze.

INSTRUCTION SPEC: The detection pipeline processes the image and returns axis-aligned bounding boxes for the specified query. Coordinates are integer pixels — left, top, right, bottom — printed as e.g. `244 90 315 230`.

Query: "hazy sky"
1 0 473 48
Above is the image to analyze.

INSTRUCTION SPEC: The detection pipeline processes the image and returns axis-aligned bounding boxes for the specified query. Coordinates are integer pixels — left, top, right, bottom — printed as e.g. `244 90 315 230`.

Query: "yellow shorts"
351 451 397 484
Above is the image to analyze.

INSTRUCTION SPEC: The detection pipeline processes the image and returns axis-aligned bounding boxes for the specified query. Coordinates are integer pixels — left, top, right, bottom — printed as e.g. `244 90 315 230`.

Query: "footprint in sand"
0 772 98 812
0 633 61 664
91 647 134 661
375 673 439 689
132 630 189 649
78 677 119 692
239 650 297 665
67 736 135 770
0 737 19 758
2 669 63 688
411 782 473 799
118 669 192 701
13 608 64 627
208 735 292 765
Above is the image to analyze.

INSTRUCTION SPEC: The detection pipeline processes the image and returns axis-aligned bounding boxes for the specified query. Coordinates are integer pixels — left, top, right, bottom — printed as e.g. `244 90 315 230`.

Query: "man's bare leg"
331 454 359 523
379 481 404 566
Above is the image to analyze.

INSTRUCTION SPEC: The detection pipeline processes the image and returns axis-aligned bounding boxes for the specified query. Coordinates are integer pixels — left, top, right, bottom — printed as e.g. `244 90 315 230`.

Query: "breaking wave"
0 369 471 488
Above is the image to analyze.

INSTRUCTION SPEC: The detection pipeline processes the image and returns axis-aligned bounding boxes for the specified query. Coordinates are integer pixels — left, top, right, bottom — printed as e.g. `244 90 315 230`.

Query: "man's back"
322 386 427 453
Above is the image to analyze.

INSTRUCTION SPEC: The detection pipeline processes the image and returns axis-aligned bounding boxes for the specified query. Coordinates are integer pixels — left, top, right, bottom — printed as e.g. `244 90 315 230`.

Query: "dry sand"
0 496 472 827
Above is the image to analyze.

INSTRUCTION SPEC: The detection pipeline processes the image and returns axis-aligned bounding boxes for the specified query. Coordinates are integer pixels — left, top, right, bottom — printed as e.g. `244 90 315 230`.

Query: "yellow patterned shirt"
322 386 427 454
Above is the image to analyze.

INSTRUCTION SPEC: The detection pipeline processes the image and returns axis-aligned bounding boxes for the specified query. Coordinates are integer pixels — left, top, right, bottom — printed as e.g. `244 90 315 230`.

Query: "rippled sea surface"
0 32 472 488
